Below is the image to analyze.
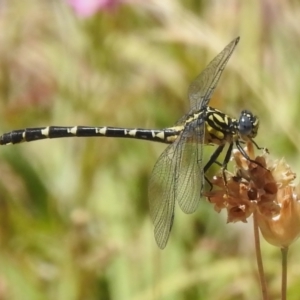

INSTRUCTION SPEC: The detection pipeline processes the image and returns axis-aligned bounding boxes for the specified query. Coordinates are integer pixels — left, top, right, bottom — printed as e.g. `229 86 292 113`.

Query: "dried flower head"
205 141 300 247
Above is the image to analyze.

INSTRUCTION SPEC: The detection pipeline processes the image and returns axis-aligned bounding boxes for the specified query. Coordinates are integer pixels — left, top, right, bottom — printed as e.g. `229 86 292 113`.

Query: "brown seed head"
204 141 300 247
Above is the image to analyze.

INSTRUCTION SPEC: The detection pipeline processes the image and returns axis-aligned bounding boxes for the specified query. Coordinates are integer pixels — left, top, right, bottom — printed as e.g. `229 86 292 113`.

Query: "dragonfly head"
237 110 259 139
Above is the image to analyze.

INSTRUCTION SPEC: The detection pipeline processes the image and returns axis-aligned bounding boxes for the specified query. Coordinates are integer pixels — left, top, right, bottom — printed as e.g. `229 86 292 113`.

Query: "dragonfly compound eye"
238 110 257 137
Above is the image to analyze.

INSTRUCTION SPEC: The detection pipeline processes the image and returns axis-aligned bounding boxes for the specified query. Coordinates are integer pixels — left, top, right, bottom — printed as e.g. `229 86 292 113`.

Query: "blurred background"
0 0 300 299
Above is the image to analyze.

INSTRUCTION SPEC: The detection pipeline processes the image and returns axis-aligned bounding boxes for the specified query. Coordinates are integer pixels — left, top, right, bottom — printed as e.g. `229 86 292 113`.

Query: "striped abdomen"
0 126 183 145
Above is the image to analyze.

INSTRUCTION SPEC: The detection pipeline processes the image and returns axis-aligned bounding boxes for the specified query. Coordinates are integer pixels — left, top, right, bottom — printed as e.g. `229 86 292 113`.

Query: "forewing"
188 37 240 111
175 117 205 214
148 142 179 249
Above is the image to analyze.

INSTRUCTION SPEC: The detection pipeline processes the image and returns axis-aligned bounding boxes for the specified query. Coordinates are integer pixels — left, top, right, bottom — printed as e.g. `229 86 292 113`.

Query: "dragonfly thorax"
237 110 259 140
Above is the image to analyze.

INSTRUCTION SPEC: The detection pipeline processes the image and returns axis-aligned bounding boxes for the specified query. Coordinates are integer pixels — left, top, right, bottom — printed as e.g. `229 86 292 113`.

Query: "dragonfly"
0 37 261 249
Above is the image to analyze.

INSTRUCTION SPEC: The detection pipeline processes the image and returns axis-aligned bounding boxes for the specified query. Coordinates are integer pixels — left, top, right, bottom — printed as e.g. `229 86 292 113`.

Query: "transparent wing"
148 142 178 249
148 116 205 249
176 118 205 214
188 37 239 111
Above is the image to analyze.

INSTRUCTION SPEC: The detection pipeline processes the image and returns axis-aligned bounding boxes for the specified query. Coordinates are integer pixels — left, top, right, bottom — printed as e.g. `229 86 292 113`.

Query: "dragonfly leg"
251 139 269 153
238 139 268 153
235 141 268 170
203 144 225 190
212 160 222 167
221 142 234 188
204 175 213 191
203 144 225 173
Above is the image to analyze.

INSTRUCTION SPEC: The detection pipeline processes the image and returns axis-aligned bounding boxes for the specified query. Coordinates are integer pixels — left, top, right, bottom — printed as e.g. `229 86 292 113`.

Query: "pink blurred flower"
67 0 120 17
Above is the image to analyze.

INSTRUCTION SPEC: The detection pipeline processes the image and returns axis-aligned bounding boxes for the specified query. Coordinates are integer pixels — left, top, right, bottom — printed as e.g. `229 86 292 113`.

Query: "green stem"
281 247 288 300
253 211 268 300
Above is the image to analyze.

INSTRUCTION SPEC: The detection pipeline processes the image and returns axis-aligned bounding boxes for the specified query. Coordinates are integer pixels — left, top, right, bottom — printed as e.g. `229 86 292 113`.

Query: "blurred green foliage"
0 0 300 299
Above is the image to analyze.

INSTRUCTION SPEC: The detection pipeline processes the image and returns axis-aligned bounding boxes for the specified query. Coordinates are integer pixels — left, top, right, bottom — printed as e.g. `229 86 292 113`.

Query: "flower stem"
281 247 288 300
253 211 268 300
